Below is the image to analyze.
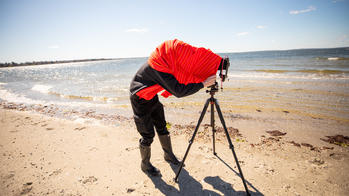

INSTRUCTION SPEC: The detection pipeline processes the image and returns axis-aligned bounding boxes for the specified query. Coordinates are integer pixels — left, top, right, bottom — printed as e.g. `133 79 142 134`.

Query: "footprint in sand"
49 169 62 177
126 188 135 193
329 153 345 160
125 147 138 151
74 127 86 131
79 176 98 185
4 173 15 179
89 147 98 151
19 182 33 195
46 128 54 131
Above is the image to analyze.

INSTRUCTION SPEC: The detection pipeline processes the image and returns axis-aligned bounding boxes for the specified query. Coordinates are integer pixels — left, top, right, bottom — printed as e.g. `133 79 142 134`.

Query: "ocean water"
0 47 349 123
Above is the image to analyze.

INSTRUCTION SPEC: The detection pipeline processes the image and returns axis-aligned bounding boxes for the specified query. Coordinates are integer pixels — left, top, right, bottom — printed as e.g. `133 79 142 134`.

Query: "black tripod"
174 83 251 196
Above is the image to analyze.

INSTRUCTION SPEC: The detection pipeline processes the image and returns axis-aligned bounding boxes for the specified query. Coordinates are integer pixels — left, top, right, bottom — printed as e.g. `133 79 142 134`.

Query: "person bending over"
129 39 227 176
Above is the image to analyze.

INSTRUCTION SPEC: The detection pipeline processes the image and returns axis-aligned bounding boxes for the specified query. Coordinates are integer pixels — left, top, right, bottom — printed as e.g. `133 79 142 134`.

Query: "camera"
218 57 230 82
207 57 230 92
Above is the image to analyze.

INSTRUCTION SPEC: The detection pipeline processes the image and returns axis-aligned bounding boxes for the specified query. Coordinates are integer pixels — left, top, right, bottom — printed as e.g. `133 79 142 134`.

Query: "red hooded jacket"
136 39 222 100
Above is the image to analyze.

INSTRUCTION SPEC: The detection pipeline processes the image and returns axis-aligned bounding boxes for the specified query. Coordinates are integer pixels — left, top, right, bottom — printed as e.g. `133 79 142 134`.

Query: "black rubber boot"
139 144 161 176
158 134 180 165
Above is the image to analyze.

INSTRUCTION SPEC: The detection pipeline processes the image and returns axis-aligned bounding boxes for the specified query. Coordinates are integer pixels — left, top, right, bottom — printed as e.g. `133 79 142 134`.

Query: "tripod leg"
210 98 216 155
174 98 210 182
214 99 251 196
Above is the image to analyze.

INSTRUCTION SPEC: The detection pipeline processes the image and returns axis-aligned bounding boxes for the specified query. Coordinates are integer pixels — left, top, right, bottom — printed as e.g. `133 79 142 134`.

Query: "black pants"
130 94 169 146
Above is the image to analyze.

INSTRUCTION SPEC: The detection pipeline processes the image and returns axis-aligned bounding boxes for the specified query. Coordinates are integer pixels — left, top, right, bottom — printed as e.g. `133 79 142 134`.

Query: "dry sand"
1 108 349 196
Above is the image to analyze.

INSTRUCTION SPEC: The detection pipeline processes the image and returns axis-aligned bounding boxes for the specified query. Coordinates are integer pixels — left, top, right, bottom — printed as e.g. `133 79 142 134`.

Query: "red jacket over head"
136 39 222 100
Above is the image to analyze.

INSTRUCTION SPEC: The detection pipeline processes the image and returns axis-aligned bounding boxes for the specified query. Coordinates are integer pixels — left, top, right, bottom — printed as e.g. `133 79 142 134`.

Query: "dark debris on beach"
251 131 335 153
266 130 287 137
321 135 349 147
170 123 243 140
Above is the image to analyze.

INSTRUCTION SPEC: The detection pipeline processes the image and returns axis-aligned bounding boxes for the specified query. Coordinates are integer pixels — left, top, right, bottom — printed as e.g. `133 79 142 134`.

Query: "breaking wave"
31 84 53 94
48 91 119 103
316 57 349 61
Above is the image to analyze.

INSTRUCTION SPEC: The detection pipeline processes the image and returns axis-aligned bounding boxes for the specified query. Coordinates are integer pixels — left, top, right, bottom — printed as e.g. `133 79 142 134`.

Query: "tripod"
174 83 251 196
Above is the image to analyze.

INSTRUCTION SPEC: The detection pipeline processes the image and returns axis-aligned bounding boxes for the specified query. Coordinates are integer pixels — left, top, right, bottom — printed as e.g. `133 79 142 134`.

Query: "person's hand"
202 75 216 87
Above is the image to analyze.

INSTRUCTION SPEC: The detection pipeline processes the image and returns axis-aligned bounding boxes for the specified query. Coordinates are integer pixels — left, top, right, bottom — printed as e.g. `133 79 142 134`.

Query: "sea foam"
0 88 42 105
31 84 52 94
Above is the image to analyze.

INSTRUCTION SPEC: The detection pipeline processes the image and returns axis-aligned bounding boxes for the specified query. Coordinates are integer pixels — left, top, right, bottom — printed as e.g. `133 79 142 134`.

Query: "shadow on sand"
214 154 264 196
148 163 263 196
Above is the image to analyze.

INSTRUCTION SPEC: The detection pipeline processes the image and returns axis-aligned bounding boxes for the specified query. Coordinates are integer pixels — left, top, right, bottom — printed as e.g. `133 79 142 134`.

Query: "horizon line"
1 46 348 64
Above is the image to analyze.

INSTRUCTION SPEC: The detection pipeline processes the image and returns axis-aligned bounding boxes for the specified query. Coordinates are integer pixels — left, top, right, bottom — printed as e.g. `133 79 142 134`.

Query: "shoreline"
1 97 348 147
1 100 349 195
0 58 116 68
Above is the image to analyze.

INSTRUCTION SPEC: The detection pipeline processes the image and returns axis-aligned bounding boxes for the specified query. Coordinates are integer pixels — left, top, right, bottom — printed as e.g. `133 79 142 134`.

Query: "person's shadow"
149 165 220 196
148 164 262 196
204 176 250 196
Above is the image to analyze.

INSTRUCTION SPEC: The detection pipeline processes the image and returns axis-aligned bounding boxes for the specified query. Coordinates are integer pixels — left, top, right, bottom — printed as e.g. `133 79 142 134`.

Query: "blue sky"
0 0 348 62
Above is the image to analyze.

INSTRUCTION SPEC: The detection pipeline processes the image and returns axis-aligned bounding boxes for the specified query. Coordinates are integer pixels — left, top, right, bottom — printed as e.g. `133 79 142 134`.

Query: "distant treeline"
0 58 114 68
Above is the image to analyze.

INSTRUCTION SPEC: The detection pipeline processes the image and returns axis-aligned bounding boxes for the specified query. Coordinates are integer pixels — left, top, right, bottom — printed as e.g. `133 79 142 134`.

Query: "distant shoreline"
0 58 116 68
1 46 348 68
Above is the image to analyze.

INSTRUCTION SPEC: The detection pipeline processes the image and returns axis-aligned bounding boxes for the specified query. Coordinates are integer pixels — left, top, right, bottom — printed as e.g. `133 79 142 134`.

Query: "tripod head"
206 82 219 96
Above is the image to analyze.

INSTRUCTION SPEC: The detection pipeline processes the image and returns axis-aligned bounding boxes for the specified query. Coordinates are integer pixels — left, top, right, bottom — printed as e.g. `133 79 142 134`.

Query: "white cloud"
256 25 266 29
48 45 59 49
236 32 249 36
125 28 149 33
289 6 316 15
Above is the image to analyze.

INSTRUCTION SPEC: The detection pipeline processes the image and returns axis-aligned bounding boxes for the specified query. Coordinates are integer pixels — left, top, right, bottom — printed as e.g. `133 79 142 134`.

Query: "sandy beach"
1 99 348 196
